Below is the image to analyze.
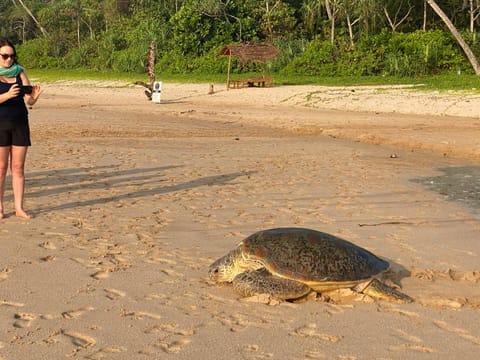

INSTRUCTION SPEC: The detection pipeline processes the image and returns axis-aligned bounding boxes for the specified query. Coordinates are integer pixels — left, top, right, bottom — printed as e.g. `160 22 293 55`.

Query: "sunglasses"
0 54 15 60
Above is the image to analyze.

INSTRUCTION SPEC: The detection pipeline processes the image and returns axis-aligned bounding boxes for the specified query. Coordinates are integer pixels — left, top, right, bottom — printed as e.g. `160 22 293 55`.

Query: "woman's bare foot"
15 209 34 219
0 211 4 220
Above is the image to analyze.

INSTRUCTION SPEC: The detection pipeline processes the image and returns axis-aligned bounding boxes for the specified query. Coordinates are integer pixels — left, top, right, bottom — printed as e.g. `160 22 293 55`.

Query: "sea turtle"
208 228 412 302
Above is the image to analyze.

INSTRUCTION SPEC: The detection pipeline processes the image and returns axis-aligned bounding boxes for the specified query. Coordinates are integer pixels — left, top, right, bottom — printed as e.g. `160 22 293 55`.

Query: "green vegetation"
27 69 480 93
2 1 480 83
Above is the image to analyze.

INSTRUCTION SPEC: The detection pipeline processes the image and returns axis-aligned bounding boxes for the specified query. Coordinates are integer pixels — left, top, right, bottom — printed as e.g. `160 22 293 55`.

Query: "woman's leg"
0 146 10 219
10 145 32 218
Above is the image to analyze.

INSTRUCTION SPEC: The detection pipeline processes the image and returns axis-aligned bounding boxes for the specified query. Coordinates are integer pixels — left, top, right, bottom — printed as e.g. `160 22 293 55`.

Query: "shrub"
281 37 337 76
279 30 470 77
383 30 467 76
17 38 62 68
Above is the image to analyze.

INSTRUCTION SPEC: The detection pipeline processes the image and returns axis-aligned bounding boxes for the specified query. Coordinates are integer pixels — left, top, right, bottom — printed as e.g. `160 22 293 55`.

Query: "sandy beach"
0 80 479 359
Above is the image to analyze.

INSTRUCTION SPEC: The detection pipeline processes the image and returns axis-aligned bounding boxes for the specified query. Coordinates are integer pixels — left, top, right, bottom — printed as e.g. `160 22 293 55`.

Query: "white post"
152 81 162 103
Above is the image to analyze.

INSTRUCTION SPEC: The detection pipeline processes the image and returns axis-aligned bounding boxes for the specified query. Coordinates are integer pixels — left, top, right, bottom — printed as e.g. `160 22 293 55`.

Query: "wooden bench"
228 77 273 89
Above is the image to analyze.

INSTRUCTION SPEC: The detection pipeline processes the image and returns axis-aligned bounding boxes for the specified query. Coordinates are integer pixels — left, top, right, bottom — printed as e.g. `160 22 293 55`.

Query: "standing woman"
0 40 41 219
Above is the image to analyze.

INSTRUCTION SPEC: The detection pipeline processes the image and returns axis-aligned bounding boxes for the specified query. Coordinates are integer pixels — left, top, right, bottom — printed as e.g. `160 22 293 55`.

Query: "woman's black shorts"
0 124 31 146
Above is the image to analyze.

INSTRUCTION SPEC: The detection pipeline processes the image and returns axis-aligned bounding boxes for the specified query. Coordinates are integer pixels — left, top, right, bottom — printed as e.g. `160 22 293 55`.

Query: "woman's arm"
20 71 42 106
0 83 20 104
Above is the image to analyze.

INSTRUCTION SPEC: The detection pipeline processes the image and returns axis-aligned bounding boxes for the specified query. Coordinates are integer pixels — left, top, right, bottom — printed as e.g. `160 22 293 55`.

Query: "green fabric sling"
0 63 24 77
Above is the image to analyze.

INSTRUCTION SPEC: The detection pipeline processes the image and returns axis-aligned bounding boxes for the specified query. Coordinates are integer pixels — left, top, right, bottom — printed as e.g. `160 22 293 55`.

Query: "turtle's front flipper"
233 269 310 300
359 278 413 303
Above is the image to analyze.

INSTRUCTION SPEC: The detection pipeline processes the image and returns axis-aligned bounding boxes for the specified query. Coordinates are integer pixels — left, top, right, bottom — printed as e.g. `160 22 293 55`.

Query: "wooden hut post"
226 49 232 90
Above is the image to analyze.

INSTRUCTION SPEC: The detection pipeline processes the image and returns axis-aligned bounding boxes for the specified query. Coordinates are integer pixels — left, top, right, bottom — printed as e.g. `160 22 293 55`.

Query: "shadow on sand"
21 165 255 214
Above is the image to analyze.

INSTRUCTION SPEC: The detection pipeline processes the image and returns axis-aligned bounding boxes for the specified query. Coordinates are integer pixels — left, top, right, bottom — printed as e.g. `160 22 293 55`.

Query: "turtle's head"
208 249 242 283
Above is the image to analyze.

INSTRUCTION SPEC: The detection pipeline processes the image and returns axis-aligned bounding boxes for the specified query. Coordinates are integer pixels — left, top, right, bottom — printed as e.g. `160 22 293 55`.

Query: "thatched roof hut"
219 43 280 89
219 43 279 63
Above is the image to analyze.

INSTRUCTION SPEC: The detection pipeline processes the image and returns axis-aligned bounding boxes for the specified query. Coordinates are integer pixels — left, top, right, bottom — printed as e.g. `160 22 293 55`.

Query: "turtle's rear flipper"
233 269 310 300
359 278 413 303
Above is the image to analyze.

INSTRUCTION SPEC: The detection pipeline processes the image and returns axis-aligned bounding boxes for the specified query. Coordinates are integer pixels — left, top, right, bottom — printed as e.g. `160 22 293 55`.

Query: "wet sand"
0 81 479 359
412 166 480 217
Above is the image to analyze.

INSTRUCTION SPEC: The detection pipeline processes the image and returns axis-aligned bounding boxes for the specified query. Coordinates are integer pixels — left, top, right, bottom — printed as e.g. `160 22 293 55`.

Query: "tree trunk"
17 0 48 37
346 14 359 49
76 0 82 48
325 0 336 45
330 13 335 45
423 0 427 31
324 0 332 20
469 0 480 33
470 0 474 33
427 0 480 75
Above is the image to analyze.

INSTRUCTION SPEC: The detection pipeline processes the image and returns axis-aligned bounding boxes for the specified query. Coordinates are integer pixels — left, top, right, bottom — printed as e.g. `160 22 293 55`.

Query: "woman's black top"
0 74 28 129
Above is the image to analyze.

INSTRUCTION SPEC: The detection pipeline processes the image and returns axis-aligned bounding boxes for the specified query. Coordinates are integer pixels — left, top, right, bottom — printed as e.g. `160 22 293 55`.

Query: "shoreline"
36 81 480 161
0 81 479 359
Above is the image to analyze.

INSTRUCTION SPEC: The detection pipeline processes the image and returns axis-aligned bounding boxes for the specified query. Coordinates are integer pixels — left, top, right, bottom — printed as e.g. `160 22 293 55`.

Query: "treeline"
1 0 480 77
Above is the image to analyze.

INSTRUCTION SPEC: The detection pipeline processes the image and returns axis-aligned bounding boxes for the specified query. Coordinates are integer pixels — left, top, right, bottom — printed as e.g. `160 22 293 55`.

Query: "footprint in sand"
433 320 480 345
410 268 479 309
213 312 267 332
85 347 127 360
122 310 162 320
302 350 327 359
70 257 93 267
290 323 342 343
0 300 24 308
145 323 196 354
40 255 56 262
145 323 195 337
418 297 464 309
412 268 480 283
0 268 12 282
39 241 57 250
389 344 437 353
379 304 420 319
320 302 354 316
161 268 184 277
62 306 95 320
388 329 438 354
392 329 424 344
90 269 110 280
62 330 96 348
240 344 274 359
13 312 37 328
144 293 168 302
104 288 126 300
157 339 192 354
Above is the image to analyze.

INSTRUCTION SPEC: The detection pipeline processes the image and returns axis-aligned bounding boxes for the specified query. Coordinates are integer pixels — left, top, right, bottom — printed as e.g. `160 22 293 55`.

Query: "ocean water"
411 166 480 216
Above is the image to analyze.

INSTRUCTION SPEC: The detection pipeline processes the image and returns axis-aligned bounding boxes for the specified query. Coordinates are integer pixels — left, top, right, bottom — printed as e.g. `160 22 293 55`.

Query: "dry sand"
0 80 479 359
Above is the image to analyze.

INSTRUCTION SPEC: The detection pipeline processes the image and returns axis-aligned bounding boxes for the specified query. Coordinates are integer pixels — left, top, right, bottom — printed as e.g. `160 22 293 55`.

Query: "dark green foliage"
280 30 470 77
3 0 480 77
17 38 62 68
281 38 337 76
383 30 468 76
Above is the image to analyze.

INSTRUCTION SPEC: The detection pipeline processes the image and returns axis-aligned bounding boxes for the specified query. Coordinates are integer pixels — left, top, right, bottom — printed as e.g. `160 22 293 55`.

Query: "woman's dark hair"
0 40 18 63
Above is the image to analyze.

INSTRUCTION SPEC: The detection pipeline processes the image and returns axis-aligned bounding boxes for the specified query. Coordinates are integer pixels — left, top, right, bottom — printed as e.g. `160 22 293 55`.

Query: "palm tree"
427 0 480 75
15 0 48 37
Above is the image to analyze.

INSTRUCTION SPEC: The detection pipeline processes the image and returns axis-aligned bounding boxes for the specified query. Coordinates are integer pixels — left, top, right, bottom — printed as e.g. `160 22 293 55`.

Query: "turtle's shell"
239 228 389 285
